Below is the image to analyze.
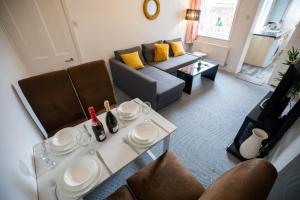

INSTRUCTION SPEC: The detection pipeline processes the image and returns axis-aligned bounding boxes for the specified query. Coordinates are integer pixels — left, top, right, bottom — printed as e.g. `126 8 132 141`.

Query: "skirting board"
192 41 230 66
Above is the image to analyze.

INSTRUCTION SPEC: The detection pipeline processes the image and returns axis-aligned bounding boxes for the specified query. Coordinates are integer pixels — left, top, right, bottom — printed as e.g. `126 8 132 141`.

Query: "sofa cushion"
139 66 184 98
142 40 163 63
120 51 144 69
114 46 146 65
164 37 182 56
105 185 135 200
127 151 205 200
154 43 169 62
150 53 199 74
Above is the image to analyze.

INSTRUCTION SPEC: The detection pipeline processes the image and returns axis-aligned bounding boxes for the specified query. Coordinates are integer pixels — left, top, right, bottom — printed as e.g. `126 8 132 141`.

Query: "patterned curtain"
185 0 201 43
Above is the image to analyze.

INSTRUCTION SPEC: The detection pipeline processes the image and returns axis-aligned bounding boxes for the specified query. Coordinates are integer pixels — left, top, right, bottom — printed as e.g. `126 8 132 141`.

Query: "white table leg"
147 150 157 160
163 135 170 152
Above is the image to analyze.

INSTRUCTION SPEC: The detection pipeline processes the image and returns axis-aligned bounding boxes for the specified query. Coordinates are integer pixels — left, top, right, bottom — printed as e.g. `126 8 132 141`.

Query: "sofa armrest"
109 58 157 105
199 159 277 200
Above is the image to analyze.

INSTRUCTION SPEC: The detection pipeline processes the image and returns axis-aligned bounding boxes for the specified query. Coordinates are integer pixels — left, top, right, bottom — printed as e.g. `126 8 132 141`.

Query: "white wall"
268 118 300 171
193 0 261 72
64 0 189 63
0 23 42 200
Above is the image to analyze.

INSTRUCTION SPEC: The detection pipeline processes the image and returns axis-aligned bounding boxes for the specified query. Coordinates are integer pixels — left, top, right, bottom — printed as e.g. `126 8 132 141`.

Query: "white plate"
117 101 139 117
51 127 78 152
63 156 98 192
131 122 158 142
119 112 139 121
52 143 78 156
127 131 157 149
58 156 103 198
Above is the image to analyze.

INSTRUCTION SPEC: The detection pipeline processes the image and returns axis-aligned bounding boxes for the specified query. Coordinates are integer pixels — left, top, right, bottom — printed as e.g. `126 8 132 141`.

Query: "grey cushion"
164 38 182 57
114 46 146 65
142 40 163 63
139 66 185 109
150 53 199 74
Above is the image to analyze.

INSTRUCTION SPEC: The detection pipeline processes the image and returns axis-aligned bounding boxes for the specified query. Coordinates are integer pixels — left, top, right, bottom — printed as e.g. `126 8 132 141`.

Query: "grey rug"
84 71 270 200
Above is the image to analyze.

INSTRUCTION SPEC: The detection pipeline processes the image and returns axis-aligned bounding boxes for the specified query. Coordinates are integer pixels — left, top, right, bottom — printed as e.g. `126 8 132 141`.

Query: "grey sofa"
109 40 199 110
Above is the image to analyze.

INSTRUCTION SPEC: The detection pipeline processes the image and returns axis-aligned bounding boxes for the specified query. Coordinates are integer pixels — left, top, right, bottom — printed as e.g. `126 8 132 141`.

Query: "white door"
0 0 80 75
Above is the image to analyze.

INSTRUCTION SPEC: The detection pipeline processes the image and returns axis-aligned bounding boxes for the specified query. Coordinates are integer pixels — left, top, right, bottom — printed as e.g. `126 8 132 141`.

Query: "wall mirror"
143 0 160 20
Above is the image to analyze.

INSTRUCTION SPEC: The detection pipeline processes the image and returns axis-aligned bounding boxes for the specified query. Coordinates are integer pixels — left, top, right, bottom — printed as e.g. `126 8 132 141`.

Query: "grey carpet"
84 71 271 200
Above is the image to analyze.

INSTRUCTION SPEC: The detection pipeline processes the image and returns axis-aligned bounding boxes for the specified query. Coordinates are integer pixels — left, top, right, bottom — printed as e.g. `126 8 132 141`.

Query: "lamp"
185 9 200 21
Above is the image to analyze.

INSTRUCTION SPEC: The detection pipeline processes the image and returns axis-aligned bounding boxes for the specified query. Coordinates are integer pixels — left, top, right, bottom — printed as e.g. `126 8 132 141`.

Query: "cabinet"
244 35 282 68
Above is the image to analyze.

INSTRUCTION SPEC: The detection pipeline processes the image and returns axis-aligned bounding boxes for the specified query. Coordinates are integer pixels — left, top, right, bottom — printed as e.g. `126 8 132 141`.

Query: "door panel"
0 0 79 75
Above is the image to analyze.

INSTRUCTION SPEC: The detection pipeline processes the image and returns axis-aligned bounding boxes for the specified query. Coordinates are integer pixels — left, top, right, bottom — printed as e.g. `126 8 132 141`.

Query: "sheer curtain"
185 0 201 43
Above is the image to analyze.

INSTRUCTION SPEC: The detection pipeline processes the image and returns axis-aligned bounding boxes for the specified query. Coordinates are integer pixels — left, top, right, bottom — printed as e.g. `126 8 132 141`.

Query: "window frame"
198 0 240 41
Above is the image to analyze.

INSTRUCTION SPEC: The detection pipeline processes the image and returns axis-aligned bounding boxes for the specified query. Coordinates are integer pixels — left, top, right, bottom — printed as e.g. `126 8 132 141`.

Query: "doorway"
0 0 80 75
236 0 300 86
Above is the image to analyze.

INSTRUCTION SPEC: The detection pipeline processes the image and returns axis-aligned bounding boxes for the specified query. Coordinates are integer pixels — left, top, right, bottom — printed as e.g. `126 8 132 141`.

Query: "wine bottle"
88 106 106 142
104 100 119 134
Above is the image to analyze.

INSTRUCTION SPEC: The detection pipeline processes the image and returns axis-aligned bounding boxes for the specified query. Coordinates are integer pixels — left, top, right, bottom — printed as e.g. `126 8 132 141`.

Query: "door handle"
64 58 74 62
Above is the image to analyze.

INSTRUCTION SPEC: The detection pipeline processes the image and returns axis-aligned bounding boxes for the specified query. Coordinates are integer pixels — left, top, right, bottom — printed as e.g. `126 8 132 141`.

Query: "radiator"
192 41 230 66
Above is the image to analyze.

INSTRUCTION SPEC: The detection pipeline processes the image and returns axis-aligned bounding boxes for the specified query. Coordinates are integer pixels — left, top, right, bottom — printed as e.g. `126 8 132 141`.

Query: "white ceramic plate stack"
127 122 159 148
117 101 140 120
58 156 102 198
50 127 79 155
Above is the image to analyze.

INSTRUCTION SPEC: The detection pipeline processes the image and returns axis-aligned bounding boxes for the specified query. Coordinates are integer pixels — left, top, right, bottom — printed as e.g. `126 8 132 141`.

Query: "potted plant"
276 47 300 101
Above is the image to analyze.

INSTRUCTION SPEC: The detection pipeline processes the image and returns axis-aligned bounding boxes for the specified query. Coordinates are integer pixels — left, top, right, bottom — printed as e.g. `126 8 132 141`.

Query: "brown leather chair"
105 186 134 200
67 60 116 116
18 70 87 137
106 151 277 200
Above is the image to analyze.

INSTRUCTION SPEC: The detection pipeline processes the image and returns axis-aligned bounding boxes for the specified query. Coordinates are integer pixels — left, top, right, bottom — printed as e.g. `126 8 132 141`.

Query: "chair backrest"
198 158 277 200
18 70 86 137
67 60 116 116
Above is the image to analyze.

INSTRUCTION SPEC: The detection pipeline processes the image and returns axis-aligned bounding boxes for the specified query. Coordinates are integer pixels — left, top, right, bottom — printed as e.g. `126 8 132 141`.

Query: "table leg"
177 71 193 94
201 65 219 81
163 134 170 152
147 150 157 160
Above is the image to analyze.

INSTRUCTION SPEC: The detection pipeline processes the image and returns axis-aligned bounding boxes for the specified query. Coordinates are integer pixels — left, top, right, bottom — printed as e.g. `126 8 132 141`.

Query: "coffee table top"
177 59 218 76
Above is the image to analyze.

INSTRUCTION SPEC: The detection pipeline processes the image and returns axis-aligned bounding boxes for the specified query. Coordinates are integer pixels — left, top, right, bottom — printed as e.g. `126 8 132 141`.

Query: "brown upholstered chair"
67 60 116 116
105 186 134 200
18 70 87 138
106 151 277 200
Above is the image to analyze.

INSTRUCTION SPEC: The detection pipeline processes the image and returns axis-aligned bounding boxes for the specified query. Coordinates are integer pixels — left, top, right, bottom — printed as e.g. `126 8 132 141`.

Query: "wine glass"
142 101 151 115
33 141 56 169
142 101 151 122
115 107 127 128
76 129 92 147
77 126 95 155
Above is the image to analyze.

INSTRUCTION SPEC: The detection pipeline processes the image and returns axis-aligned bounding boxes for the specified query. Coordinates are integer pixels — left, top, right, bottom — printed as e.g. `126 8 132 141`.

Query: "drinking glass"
142 101 151 115
33 141 56 169
76 129 92 147
115 107 127 128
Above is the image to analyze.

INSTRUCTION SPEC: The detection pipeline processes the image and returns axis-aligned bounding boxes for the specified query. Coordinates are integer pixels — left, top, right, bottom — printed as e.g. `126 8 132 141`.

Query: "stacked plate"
50 127 79 155
127 122 159 148
58 156 102 198
117 101 140 120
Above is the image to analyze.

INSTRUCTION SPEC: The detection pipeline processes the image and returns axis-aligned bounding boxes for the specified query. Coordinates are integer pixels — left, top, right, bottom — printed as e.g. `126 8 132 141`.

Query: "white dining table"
34 98 177 200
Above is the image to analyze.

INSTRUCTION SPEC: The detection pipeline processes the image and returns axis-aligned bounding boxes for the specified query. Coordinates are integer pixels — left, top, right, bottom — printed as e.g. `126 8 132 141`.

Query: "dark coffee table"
177 59 219 94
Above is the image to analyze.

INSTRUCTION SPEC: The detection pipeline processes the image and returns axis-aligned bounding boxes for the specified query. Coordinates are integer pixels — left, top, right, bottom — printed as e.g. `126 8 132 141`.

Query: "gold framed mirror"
143 0 160 20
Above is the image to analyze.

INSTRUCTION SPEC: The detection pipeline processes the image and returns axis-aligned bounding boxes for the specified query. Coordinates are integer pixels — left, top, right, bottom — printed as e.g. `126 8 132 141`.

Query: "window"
198 0 239 40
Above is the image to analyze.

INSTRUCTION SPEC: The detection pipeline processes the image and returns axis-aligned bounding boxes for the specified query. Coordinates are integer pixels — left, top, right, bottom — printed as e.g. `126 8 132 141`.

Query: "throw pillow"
171 41 185 57
164 38 182 57
120 51 144 69
114 46 146 65
142 40 163 63
154 43 169 62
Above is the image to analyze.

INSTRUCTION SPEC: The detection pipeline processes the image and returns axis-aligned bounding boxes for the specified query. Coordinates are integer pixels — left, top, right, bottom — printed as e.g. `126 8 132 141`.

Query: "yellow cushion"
171 41 185 57
154 44 169 62
120 51 144 69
